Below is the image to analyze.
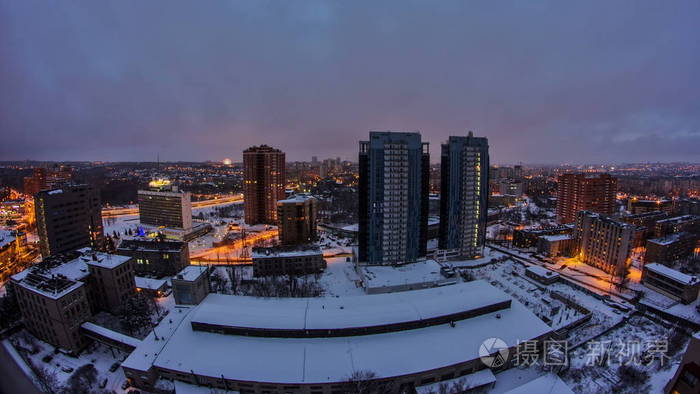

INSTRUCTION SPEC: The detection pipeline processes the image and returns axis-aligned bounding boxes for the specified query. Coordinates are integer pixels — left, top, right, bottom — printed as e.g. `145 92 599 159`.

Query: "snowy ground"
9 331 130 393
562 314 686 393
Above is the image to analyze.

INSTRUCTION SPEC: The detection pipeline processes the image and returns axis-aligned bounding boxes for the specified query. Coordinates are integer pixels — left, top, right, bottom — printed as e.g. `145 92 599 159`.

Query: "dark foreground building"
116 237 190 277
35 184 104 258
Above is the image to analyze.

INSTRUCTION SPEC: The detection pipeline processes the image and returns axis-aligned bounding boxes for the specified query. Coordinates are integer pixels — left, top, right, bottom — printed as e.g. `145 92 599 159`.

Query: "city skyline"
2 1 699 163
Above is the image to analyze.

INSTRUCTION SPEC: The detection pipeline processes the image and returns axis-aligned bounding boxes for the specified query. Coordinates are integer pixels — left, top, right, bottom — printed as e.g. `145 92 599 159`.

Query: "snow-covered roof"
416 368 495 393
526 265 559 278
173 265 207 282
647 232 693 246
190 281 510 332
81 322 142 348
361 260 446 288
132 287 550 384
277 194 315 204
540 234 572 242
644 263 699 285
11 249 130 299
503 373 573 394
252 245 322 259
134 277 168 291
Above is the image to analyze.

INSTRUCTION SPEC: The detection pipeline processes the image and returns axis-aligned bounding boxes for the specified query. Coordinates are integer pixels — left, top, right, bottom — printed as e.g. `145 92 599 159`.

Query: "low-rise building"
116 237 189 278
135 277 169 298
10 249 135 352
525 265 560 285
252 245 326 277
122 281 552 393
537 234 576 257
513 225 574 249
645 232 698 264
172 265 210 305
642 263 700 304
627 198 673 215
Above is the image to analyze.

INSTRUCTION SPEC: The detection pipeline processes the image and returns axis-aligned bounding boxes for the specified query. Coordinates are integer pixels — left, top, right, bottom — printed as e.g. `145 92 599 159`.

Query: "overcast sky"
1 1 699 164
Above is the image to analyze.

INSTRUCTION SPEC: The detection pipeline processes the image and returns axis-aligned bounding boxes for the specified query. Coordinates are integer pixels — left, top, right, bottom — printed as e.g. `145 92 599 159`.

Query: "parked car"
109 362 120 372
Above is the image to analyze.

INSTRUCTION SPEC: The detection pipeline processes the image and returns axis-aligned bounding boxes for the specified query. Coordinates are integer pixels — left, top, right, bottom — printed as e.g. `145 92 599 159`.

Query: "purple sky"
1 1 699 164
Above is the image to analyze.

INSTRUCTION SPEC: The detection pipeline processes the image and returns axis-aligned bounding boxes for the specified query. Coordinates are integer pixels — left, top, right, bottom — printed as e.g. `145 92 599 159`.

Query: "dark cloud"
1 1 699 163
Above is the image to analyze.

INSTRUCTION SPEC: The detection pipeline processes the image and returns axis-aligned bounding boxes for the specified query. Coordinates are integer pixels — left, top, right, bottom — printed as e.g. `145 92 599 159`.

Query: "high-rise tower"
438 132 489 259
243 145 286 225
358 131 429 265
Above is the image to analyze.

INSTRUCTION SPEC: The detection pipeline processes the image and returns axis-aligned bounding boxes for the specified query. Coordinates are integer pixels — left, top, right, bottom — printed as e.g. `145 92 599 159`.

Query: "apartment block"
243 145 286 225
10 249 135 352
439 132 490 259
556 173 617 224
359 131 429 265
35 184 104 258
277 194 317 245
116 237 190 277
574 211 634 275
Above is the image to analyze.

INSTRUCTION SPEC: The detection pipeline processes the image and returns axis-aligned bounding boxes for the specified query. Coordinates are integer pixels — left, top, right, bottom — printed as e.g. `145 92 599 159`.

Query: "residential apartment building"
35 184 104 258
439 132 490 259
23 165 73 197
116 237 189 277
277 194 317 245
10 249 135 352
358 131 429 265
645 232 697 264
620 211 669 239
655 215 700 238
243 145 286 225
556 173 617 224
137 180 192 231
574 211 634 275
252 245 326 277
498 179 523 196
627 198 673 215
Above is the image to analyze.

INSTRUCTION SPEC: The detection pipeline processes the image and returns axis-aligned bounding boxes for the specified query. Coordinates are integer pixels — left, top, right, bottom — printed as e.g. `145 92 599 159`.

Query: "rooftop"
277 194 315 204
0 229 15 249
503 373 574 394
11 249 129 298
173 265 208 282
647 232 694 246
252 245 323 259
124 282 551 384
526 265 559 278
656 215 700 225
541 234 572 242
361 259 447 289
644 263 699 285
117 237 186 252
189 281 510 332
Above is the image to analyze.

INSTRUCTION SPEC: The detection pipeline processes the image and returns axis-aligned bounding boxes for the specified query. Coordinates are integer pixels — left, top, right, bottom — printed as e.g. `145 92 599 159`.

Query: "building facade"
116 237 190 277
252 245 326 277
358 131 429 265
23 165 73 197
627 198 673 215
439 132 490 259
35 184 104 258
137 181 192 231
556 173 617 224
574 211 634 275
654 215 700 238
277 195 317 245
243 145 286 225
10 249 135 352
172 265 210 305
645 232 697 264
642 263 700 304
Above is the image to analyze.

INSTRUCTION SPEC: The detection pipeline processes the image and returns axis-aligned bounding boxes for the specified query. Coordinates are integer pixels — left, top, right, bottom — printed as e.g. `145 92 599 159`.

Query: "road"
0 341 40 394
102 194 243 217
